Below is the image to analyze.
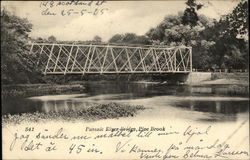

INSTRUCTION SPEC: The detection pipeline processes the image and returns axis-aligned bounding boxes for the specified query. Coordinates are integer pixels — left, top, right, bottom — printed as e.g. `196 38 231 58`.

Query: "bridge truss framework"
28 43 192 75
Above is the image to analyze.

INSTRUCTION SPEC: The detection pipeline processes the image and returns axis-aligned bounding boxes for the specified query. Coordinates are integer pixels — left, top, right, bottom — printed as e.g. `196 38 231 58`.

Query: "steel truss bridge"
28 43 192 75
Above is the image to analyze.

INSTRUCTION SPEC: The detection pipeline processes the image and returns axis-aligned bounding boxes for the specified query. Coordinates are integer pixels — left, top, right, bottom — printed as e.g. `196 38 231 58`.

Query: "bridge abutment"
185 72 212 84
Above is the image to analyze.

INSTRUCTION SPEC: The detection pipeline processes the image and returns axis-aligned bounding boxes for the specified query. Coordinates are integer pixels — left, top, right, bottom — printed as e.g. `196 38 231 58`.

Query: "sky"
2 0 240 42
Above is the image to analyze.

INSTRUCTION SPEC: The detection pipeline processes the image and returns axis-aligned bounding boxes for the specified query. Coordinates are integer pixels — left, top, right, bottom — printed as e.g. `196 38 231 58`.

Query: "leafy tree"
222 0 248 38
48 35 57 43
1 9 41 84
182 0 203 27
109 33 150 45
146 0 248 70
146 12 217 69
34 37 47 43
93 35 102 43
203 0 248 69
122 33 137 43
109 34 124 43
134 35 150 45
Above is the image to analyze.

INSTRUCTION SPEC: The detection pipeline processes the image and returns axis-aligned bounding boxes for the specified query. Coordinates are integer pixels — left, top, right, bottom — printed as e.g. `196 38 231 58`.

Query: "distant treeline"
1 0 248 84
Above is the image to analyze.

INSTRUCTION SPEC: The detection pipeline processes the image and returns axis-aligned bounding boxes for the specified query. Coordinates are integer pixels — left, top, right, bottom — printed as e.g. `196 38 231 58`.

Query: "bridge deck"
45 71 190 75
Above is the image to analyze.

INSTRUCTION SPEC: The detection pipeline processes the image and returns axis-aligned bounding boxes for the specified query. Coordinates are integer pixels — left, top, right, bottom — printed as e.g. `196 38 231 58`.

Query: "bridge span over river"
28 43 192 75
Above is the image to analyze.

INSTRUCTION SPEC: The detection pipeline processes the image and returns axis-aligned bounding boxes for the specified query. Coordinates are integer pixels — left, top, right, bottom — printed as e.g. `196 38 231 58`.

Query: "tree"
48 35 57 42
109 34 124 43
146 12 216 69
134 35 150 45
221 0 248 39
93 35 102 43
182 0 203 27
146 13 214 45
1 9 41 84
203 0 248 69
109 33 150 45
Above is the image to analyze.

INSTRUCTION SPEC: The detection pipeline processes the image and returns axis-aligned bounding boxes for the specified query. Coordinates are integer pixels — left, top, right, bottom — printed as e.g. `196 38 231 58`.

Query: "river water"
2 81 249 159
2 81 249 123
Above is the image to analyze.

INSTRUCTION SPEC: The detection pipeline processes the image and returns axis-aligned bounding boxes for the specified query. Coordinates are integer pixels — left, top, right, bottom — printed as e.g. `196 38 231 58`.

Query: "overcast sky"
2 0 239 42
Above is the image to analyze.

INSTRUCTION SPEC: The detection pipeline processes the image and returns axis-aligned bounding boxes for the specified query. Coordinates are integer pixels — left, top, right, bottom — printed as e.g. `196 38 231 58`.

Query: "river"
2 81 249 123
2 81 249 159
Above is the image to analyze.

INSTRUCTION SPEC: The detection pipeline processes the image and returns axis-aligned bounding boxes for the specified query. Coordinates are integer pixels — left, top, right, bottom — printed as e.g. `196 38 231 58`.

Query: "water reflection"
41 100 95 113
172 100 248 122
2 82 249 123
2 97 43 115
84 81 189 97
175 100 248 114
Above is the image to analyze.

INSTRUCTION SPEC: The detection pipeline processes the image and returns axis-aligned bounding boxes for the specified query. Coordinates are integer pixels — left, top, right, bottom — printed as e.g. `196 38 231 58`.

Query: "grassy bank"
2 103 145 125
211 72 248 81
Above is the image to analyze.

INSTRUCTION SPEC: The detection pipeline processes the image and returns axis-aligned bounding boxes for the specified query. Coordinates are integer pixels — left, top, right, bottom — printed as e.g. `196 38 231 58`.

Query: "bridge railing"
28 43 192 75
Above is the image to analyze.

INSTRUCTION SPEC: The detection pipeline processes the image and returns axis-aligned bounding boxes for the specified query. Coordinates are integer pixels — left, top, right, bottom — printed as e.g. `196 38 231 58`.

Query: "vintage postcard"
1 0 249 159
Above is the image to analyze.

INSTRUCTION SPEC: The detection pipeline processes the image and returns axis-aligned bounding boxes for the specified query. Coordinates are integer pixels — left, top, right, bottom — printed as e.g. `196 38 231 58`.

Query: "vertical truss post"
163 50 170 71
139 48 146 72
190 47 192 72
152 49 158 71
53 45 62 72
83 45 92 75
125 48 133 72
36 45 44 67
174 48 177 72
101 44 109 74
179 48 186 71
88 45 96 72
29 42 34 55
71 46 79 72
170 50 175 71
110 47 118 73
96 48 102 68
64 45 74 75
44 44 55 75
155 49 161 72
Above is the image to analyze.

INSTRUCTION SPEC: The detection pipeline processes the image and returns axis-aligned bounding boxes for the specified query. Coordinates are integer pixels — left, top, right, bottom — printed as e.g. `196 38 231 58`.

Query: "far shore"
1 72 248 98
199 78 248 85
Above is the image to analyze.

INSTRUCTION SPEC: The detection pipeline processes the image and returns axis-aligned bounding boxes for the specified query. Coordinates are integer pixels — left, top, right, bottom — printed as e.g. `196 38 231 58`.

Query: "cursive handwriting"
183 125 211 143
6 124 249 159
39 0 109 16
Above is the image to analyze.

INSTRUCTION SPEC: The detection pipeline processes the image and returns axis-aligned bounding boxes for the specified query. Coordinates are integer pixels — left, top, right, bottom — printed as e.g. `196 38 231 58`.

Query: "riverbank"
187 72 248 85
198 72 248 85
2 72 248 98
200 78 248 85
189 72 248 96
1 83 85 98
2 103 145 125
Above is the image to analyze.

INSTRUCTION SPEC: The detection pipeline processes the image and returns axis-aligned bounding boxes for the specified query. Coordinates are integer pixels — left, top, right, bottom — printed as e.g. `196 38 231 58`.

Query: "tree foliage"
48 35 57 42
1 9 41 84
203 0 248 69
182 0 203 27
93 35 102 43
146 12 216 69
109 33 150 45
146 0 248 70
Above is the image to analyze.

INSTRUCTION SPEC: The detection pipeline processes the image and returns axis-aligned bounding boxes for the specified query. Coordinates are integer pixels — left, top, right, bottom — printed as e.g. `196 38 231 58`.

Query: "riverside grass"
2 103 145 125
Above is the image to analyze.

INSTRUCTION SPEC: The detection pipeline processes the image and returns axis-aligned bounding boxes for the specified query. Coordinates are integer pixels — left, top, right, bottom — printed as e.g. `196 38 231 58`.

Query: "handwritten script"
40 0 109 16
4 124 249 159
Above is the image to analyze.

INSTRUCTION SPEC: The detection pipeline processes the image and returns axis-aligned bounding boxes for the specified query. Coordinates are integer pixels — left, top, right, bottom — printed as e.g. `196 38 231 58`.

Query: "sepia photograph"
1 0 249 159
